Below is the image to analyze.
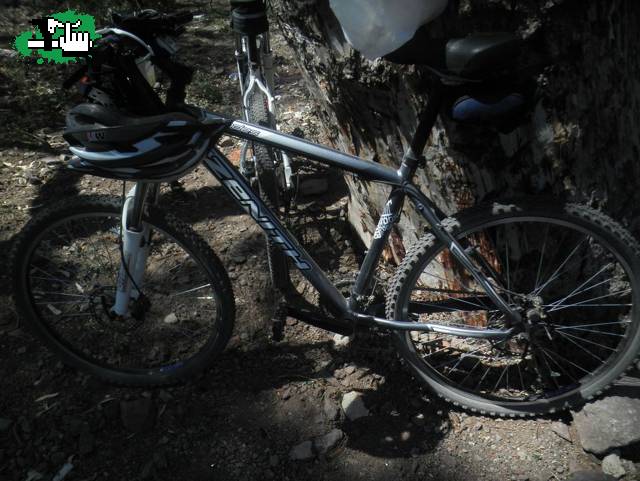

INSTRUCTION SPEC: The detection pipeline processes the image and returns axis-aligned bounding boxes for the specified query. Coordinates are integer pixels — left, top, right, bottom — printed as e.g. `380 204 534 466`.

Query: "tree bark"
272 0 640 263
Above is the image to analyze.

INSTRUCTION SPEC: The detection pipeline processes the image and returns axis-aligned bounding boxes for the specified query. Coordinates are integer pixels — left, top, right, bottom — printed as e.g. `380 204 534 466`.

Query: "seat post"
399 80 444 181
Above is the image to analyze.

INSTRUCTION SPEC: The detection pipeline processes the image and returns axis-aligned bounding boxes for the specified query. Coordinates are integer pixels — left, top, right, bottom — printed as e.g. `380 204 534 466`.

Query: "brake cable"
118 181 147 302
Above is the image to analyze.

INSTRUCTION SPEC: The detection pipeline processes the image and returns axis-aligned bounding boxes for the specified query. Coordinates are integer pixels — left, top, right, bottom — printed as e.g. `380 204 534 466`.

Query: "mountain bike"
11 31 640 417
230 0 293 291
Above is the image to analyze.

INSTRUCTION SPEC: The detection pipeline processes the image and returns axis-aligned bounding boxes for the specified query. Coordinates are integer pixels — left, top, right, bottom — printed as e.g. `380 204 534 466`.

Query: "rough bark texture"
272 0 640 261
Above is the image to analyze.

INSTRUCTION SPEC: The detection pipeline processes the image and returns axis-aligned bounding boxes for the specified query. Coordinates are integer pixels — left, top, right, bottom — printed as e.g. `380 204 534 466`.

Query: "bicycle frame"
196 111 522 340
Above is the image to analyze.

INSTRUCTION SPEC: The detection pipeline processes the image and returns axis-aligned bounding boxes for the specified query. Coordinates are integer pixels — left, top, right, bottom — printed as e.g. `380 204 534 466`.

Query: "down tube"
202 148 349 314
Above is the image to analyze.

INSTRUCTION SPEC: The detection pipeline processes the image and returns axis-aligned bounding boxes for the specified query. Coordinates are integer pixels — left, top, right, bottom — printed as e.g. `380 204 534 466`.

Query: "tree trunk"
272 0 640 263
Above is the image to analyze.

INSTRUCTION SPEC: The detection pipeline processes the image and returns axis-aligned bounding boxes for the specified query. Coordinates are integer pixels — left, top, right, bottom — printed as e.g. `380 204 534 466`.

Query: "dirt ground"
0 2 638 481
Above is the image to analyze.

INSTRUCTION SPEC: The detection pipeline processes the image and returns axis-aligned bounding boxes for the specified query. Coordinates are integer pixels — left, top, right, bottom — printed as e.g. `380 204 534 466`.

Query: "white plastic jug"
329 0 448 59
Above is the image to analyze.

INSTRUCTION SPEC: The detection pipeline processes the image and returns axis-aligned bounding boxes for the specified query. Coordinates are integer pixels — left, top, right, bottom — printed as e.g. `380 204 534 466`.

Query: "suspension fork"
112 182 155 316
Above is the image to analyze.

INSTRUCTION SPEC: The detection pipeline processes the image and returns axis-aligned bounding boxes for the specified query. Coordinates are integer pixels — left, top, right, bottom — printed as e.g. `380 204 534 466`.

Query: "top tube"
222 117 403 185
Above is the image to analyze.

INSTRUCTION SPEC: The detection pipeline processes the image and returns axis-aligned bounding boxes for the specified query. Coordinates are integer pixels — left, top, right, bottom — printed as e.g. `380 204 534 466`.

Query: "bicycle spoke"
475 366 491 391
539 350 562 389
552 326 625 337
549 288 631 312
554 331 606 364
556 329 616 353
492 364 509 393
540 347 591 375
171 283 212 297
553 320 631 330
548 264 613 309
534 224 550 293
533 238 587 296
459 357 482 386
539 346 578 383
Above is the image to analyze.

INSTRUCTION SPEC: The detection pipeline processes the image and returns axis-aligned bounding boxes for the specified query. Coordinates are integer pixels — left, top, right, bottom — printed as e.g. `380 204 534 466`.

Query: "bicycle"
11 31 640 417
230 0 293 291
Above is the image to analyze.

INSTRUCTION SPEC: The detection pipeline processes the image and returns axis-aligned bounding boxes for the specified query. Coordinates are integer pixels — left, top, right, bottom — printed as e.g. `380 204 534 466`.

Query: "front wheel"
11 196 235 386
386 199 640 417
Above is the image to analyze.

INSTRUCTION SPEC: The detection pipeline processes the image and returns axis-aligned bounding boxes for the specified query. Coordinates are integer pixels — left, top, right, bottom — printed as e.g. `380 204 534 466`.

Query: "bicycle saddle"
385 28 522 80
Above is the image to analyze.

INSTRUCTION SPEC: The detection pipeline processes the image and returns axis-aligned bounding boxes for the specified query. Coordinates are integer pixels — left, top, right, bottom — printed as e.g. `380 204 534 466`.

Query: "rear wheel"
246 86 290 291
387 200 640 416
11 196 235 386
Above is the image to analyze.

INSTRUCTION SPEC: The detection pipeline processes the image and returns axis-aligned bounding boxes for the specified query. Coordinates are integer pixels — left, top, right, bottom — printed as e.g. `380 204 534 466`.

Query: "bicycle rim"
19 210 226 376
395 210 639 410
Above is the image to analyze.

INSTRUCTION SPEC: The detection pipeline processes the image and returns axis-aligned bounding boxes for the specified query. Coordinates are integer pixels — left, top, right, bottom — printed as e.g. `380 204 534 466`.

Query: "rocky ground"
1 1 639 481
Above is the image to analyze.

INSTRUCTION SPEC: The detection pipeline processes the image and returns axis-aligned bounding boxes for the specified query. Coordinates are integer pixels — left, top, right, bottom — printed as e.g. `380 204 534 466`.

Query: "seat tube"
350 189 405 309
398 80 443 182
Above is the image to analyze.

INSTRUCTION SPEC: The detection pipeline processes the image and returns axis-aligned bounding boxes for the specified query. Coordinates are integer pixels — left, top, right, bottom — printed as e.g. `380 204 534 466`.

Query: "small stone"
120 398 156 433
344 365 356 375
313 428 343 455
601 454 626 479
341 391 369 421
268 454 279 467
400 431 411 442
472 422 483 431
333 368 346 380
280 388 291 400
289 440 313 461
620 459 637 476
323 396 339 421
332 334 350 348
550 421 571 442
412 413 426 426
232 254 246 264
573 396 640 454
162 313 178 325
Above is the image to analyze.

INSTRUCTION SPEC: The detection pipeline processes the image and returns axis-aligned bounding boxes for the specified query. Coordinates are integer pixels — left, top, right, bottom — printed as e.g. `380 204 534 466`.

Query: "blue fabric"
452 93 525 122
